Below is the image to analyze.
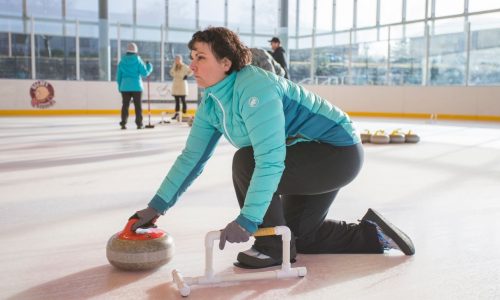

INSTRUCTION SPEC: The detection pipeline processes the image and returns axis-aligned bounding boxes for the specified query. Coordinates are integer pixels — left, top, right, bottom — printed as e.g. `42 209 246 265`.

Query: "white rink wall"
1 79 499 120
0 79 198 112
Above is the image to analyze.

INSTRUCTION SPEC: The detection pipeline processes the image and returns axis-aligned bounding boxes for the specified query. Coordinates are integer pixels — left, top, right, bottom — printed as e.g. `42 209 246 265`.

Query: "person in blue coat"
117 42 153 129
129 27 415 268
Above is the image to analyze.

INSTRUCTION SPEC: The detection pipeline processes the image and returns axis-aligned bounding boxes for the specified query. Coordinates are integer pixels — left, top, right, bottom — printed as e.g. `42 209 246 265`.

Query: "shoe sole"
362 208 415 255
233 258 297 269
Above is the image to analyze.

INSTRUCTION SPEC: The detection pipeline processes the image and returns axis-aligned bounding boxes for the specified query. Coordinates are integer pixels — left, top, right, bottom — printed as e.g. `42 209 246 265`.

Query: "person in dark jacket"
269 37 289 79
128 27 415 269
116 42 153 130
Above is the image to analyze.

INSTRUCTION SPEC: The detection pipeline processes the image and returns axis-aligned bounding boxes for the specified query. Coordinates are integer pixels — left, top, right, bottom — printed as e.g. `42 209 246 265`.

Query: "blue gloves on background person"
219 220 252 250
130 207 160 231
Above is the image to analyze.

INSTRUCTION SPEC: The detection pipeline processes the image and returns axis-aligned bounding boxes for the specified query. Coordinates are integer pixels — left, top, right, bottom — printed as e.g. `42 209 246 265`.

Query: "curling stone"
106 219 174 271
360 129 372 143
405 130 420 143
370 130 390 144
389 129 406 144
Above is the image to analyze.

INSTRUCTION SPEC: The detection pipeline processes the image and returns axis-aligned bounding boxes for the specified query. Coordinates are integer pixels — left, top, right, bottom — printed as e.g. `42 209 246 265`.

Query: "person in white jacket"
169 55 193 119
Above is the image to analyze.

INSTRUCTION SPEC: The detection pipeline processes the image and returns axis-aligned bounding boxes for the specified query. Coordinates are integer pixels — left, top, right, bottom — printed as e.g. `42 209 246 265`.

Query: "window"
380 0 402 25
357 0 377 28
336 0 353 30
199 0 225 28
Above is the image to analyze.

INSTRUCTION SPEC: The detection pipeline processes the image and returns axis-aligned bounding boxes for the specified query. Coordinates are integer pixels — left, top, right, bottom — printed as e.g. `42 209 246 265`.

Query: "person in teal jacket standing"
117 42 153 129
129 27 415 268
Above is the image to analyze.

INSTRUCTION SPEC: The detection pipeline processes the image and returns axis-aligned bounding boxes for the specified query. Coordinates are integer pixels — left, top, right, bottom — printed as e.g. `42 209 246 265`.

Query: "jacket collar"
204 71 237 103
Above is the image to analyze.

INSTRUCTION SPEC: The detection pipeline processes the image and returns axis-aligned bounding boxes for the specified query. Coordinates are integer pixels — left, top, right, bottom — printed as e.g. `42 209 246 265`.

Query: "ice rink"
1 116 499 299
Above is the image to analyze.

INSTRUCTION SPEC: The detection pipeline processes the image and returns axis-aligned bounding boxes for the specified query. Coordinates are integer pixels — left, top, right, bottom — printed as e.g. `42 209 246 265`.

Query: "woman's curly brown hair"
188 27 252 74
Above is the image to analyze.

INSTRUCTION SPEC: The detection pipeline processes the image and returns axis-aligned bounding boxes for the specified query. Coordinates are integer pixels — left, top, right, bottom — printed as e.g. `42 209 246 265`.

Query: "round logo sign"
30 80 55 108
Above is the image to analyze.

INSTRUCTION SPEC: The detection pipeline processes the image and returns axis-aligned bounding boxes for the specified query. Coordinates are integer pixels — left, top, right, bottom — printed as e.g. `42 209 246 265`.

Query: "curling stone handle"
123 218 138 234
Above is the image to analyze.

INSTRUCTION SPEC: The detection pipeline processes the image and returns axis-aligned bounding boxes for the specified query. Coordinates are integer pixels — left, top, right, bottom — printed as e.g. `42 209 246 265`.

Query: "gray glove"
219 220 251 250
129 207 160 231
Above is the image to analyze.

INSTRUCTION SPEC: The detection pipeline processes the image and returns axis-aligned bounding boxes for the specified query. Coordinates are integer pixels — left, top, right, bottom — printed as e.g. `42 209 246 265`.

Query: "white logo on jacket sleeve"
248 97 259 107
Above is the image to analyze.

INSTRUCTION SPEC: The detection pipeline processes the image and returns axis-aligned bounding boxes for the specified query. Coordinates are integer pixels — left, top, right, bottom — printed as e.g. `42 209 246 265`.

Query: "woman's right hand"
129 207 161 231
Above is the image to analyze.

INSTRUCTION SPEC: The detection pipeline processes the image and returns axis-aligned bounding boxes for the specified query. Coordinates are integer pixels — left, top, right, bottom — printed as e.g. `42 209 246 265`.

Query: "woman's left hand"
219 220 251 250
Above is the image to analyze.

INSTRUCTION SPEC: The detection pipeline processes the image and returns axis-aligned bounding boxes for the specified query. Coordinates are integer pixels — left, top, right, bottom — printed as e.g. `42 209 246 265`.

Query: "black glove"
183 75 188 80
219 220 251 250
146 60 151 64
129 207 160 231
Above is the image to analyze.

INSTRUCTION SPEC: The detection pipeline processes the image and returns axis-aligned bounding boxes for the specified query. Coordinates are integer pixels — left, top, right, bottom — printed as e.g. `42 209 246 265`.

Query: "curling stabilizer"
172 226 306 297
106 218 174 271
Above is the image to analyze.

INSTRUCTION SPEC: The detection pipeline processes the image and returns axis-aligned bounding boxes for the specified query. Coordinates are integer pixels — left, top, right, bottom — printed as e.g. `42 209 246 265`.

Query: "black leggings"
174 95 187 113
120 91 142 126
232 142 382 259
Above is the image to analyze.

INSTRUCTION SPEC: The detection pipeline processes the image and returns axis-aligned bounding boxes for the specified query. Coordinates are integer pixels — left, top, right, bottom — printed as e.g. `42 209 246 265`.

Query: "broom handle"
147 76 151 125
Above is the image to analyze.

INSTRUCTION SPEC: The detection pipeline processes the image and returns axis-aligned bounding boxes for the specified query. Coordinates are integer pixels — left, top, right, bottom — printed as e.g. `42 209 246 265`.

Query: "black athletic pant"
120 91 143 127
174 95 187 114
232 142 382 260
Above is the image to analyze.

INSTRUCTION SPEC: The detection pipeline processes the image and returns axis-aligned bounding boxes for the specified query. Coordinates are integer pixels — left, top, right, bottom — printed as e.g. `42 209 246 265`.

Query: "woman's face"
175 56 182 64
189 42 231 88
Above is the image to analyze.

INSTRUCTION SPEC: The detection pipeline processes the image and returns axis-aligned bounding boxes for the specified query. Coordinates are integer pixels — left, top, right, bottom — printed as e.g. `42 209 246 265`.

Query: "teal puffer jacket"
149 65 360 232
116 53 153 92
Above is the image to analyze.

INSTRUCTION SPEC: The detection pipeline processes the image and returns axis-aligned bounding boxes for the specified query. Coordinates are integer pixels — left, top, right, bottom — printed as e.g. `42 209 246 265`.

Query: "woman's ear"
221 58 232 72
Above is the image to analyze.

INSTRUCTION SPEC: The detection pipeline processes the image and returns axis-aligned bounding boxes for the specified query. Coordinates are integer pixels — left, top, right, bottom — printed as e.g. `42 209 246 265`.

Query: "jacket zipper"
208 93 237 147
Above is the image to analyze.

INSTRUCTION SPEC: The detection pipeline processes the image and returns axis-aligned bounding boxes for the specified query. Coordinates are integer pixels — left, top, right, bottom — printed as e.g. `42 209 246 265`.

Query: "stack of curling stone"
362 129 420 144
106 218 174 271
360 129 372 143
405 130 420 143
370 130 390 144
389 129 406 144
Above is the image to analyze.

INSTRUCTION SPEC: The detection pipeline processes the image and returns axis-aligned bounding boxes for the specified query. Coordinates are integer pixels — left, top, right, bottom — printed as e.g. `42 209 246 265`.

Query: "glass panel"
334 31 351 46
137 0 165 26
429 19 466 85
406 0 426 21
109 0 132 24
317 0 333 34
228 0 252 34
35 35 77 80
170 0 196 29
289 48 311 82
3 0 23 16
469 0 500 12
255 0 279 35
298 0 313 35
33 20 63 36
435 0 463 17
79 33 99 81
357 0 377 28
316 33 334 48
288 0 297 36
357 28 378 43
351 40 388 85
298 37 312 49
67 0 98 21
336 0 353 30
469 13 500 85
0 33 31 79
390 37 425 85
315 45 351 84
168 30 194 43
27 0 62 19
199 0 225 28
0 18 24 33
380 0 402 25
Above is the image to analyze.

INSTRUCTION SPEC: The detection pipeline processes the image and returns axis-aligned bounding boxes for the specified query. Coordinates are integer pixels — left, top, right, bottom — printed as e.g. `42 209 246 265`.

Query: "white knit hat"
127 42 138 53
